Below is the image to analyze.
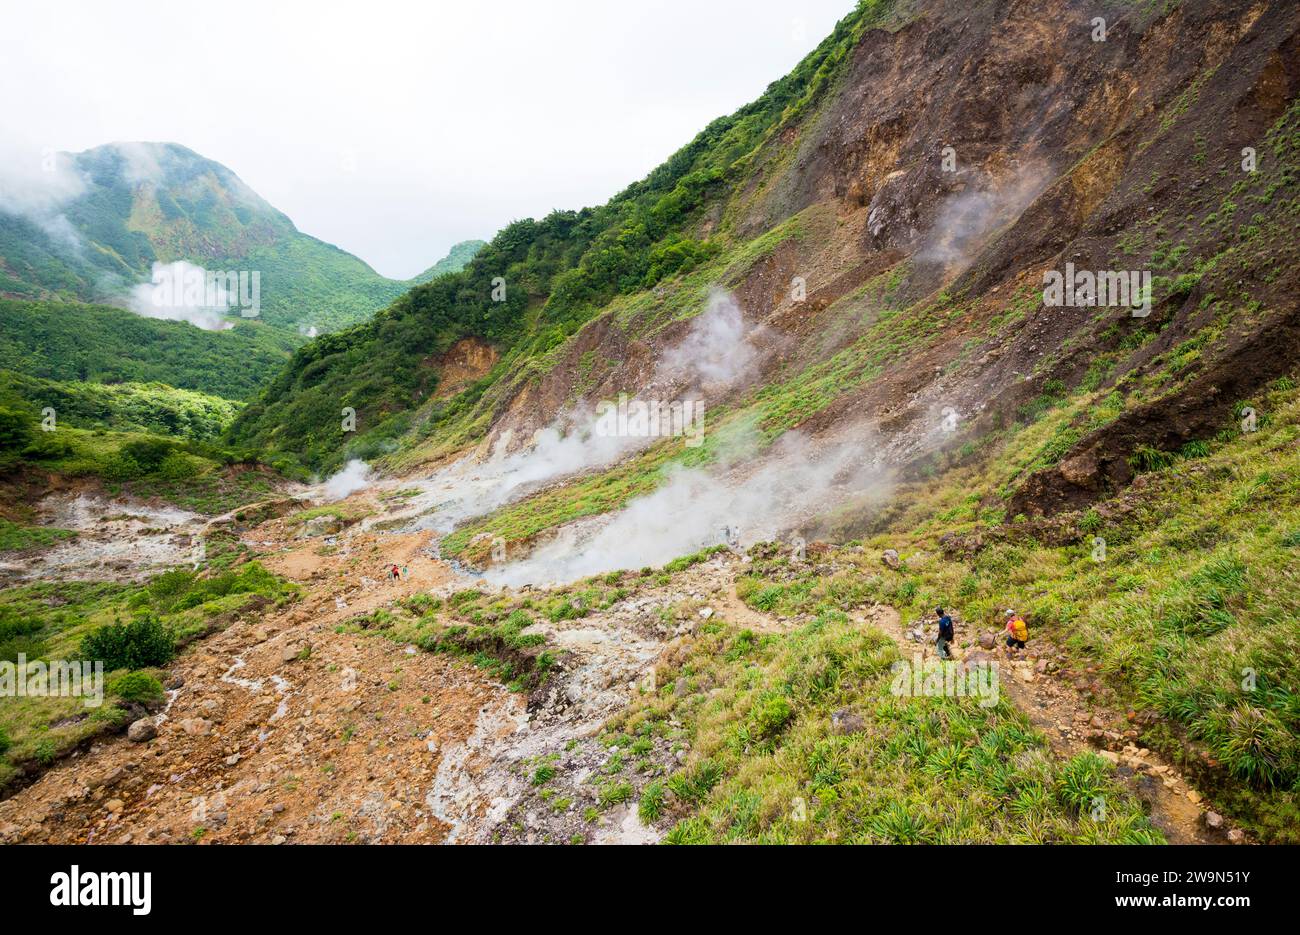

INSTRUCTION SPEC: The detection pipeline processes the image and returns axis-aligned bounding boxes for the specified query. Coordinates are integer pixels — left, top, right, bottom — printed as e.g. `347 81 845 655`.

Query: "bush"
119 438 176 472
21 431 74 460
0 724 10 755
0 607 46 663
106 671 165 704
1056 753 1111 815
101 453 143 481
80 614 175 670
0 405 34 453
750 691 794 738
1128 444 1177 474
155 450 199 480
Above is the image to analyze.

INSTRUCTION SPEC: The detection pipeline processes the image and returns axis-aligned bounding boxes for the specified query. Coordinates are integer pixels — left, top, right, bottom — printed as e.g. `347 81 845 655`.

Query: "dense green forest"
0 371 238 441
410 239 488 284
0 298 295 400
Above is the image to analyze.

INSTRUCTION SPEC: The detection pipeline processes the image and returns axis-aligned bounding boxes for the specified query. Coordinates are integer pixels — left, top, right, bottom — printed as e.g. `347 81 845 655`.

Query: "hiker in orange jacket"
1003 609 1028 651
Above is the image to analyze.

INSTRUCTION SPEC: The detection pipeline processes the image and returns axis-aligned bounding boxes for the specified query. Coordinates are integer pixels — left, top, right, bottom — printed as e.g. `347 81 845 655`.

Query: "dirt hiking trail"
860 604 1233 845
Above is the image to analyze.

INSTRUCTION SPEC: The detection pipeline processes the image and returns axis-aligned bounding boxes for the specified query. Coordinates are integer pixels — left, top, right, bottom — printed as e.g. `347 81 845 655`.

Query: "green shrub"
545 600 586 622
667 760 723 803
598 780 634 808
80 614 175 670
639 781 666 823
0 606 46 663
752 586 783 611
1129 444 1177 474
156 450 199 480
107 671 165 704
21 432 74 460
101 453 143 481
119 438 176 472
1056 753 1111 816
749 691 794 738
0 405 34 453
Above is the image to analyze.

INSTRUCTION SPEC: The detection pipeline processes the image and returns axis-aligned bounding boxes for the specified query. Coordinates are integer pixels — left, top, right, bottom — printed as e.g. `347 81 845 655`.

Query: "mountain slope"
232 0 1300 489
410 239 488 284
4 0 1300 848
221 0 1300 841
0 143 482 334
226 0 896 466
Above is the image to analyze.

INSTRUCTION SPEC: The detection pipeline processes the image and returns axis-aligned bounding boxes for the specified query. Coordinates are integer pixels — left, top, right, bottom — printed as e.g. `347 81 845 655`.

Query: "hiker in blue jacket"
935 607 955 660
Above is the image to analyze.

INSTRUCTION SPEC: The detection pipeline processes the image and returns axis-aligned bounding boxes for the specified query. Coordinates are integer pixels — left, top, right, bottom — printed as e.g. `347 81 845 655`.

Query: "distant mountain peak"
0 141 471 334
410 239 487 284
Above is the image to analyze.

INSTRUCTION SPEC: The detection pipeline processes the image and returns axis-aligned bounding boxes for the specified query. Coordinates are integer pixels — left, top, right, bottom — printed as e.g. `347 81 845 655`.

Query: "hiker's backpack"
1010 616 1028 641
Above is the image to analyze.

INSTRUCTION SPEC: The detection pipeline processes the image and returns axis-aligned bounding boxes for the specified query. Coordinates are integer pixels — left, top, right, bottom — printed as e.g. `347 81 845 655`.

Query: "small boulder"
1203 811 1224 830
1059 450 1100 488
881 549 901 570
299 515 342 538
127 719 157 743
979 632 996 650
830 708 866 736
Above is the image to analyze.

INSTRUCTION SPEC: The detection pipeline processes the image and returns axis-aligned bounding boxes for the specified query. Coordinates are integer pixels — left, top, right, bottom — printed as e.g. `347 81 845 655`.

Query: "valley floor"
0 481 1240 844
3 395 1292 845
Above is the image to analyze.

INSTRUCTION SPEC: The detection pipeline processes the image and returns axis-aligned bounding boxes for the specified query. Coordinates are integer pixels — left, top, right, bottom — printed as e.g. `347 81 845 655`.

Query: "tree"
0 405 34 453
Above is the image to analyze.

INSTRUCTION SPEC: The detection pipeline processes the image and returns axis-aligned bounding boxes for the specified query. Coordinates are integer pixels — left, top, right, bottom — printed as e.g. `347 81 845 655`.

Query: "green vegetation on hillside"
722 375 1300 842
0 370 239 441
227 1 903 470
0 401 285 511
410 239 488 284
0 562 298 790
0 519 75 553
1 144 487 339
614 613 1160 843
0 143 408 334
0 298 295 400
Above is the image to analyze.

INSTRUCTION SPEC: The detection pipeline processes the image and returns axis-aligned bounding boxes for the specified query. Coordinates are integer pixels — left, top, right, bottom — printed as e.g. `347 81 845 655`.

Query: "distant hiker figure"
390 563 401 585
401 565 409 580
723 525 741 551
1004 609 1028 652
935 607 955 660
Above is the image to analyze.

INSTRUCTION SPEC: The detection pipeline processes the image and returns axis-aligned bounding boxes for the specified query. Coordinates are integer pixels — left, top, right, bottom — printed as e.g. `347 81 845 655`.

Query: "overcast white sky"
0 0 854 278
